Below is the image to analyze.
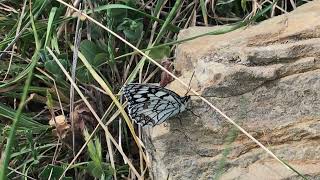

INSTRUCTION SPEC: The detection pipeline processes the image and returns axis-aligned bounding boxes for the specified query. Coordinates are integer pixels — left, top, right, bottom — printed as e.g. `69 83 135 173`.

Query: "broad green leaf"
80 40 105 62
149 46 170 60
76 68 93 83
117 18 143 42
44 58 69 79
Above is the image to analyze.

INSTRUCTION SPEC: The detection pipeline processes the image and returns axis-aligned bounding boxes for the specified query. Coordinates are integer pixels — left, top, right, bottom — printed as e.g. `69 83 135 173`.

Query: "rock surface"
147 1 320 180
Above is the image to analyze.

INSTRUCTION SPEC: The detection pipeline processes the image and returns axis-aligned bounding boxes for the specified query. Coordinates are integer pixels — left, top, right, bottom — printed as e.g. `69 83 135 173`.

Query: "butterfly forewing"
123 83 189 126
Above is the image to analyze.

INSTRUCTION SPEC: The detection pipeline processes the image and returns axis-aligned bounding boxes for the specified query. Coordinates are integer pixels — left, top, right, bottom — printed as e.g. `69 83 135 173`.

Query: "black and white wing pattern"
123 83 190 126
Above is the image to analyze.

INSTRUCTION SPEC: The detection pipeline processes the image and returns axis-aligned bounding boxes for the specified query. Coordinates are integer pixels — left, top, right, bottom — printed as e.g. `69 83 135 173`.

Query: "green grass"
0 0 308 179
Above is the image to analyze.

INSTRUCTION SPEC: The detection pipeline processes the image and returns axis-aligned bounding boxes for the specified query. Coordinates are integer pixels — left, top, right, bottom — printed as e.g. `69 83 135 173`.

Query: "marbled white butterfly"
123 83 190 126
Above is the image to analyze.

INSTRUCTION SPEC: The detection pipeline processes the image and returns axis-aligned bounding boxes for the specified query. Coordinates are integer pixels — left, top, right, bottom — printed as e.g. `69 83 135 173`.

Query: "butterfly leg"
163 122 169 127
172 127 192 142
186 108 200 119
178 116 183 126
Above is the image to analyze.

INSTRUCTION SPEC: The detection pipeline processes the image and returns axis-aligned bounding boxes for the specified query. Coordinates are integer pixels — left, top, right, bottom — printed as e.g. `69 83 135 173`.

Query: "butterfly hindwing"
123 83 189 126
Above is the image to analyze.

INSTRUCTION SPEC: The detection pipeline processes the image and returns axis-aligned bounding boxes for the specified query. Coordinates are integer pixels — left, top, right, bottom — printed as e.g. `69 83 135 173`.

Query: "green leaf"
241 0 247 11
89 4 180 32
44 58 69 78
93 53 108 67
76 68 93 83
86 161 113 179
44 7 57 47
200 0 208 25
76 42 108 83
80 40 105 62
117 18 143 42
0 102 48 131
149 46 170 60
86 161 103 178
39 165 72 180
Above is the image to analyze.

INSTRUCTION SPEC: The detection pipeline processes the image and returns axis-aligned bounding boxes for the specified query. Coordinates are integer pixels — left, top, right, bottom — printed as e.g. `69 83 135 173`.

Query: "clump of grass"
0 0 307 179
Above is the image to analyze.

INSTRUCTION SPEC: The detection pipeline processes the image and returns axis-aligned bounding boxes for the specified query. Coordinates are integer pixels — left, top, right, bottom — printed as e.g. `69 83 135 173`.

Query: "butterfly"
123 83 190 126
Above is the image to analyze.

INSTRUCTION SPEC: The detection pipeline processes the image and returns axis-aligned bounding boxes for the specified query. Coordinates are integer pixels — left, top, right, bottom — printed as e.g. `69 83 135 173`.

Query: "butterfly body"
123 83 190 126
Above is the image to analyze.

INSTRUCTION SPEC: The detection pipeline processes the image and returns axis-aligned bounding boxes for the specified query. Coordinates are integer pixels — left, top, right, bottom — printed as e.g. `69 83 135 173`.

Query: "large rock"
147 1 320 179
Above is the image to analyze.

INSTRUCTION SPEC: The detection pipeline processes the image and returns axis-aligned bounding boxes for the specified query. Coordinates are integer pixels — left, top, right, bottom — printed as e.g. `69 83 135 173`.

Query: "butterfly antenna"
185 71 195 96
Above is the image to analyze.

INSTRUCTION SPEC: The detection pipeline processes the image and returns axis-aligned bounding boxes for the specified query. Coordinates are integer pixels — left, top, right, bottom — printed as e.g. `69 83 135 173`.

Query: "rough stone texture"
147 1 320 180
